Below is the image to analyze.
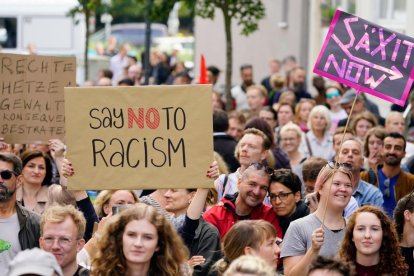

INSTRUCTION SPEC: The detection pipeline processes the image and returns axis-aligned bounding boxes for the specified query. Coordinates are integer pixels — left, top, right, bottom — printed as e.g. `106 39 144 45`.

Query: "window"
0 17 17 48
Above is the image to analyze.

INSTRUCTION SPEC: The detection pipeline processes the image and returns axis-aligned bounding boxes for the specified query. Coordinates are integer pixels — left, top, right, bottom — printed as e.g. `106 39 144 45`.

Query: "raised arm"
283 227 324 276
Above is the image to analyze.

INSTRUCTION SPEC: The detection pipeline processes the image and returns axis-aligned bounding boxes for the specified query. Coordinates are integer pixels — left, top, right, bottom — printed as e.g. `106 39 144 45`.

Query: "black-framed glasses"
327 161 352 171
0 170 17 180
383 178 391 198
268 192 294 202
249 162 274 176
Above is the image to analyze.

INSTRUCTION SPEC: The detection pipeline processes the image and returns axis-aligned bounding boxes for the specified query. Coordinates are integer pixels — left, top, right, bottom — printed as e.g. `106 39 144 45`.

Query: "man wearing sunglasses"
361 132 414 217
336 138 383 208
0 153 40 275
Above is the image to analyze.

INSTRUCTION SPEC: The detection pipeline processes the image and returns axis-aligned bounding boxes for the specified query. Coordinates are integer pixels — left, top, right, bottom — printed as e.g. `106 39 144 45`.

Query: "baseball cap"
8 248 63 276
339 89 363 105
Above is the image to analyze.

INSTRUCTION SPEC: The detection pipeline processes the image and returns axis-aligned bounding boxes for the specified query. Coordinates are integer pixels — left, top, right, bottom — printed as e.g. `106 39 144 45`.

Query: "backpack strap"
305 134 313 157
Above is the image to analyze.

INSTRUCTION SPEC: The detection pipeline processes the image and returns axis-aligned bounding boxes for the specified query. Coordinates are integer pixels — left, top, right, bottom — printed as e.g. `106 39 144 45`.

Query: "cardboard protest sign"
0 53 75 143
64 85 214 190
314 10 414 106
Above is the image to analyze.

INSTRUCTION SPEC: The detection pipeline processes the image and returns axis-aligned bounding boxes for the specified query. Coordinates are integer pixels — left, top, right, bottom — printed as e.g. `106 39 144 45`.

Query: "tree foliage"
193 0 265 110
68 0 102 81
196 0 265 36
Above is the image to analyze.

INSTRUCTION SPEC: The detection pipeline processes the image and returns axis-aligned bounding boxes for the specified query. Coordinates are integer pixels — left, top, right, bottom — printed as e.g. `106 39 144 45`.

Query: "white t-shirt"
0 213 21 276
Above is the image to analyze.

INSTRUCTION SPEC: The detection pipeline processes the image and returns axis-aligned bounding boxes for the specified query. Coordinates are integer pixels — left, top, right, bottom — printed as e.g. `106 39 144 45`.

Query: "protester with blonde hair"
223 255 275 276
91 203 191 276
282 162 354 276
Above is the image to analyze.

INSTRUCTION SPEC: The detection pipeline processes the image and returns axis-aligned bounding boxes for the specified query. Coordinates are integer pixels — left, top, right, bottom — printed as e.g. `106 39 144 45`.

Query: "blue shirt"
378 168 399 217
352 179 384 208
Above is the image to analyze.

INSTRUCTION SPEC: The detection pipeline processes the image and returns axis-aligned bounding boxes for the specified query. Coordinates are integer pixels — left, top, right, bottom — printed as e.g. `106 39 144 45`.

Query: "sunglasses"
327 161 352 171
0 170 17 180
249 162 274 176
383 178 391 198
326 90 341 99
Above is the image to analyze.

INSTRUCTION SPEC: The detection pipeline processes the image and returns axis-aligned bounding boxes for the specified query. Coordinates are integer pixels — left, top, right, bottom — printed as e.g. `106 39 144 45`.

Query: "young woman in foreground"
339 205 407 276
91 203 190 276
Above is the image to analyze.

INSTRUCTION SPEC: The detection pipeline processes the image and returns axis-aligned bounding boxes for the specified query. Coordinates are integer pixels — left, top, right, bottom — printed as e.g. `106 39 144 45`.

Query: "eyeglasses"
42 236 75 247
383 178 391 198
268 192 294 202
327 161 352 171
326 90 341 99
249 162 274 176
0 170 17 180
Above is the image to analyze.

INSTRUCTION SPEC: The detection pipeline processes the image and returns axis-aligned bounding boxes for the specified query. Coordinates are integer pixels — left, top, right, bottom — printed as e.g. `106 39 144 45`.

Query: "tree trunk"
84 10 90 81
221 6 233 111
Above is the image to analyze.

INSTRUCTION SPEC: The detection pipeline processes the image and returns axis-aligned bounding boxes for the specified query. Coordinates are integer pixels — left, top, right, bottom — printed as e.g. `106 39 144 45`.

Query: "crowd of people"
1 52 414 276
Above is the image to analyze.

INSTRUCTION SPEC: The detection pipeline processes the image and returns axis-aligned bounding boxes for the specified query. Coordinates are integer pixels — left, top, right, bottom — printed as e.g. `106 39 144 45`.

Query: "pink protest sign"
314 10 414 106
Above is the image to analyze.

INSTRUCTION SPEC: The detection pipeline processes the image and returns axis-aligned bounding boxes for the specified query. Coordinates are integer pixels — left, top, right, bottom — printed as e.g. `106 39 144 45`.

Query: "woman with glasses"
16 150 54 214
91 203 191 276
394 192 414 275
268 169 309 235
339 205 408 276
281 162 353 276
209 220 281 275
280 123 306 177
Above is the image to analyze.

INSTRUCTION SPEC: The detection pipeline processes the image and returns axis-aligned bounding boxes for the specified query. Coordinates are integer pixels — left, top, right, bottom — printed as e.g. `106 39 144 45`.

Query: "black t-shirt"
401 246 414 276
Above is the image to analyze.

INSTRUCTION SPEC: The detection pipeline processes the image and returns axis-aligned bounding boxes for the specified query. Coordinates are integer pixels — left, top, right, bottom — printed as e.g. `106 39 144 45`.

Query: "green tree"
194 0 265 110
69 0 103 81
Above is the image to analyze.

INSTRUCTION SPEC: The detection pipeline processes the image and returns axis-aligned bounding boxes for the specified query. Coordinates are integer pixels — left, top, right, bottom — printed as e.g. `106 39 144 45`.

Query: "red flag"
198 54 208 84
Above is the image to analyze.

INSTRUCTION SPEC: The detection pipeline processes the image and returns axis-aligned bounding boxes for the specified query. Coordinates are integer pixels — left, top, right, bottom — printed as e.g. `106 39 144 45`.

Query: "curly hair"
212 220 276 275
91 203 189 276
339 205 408 275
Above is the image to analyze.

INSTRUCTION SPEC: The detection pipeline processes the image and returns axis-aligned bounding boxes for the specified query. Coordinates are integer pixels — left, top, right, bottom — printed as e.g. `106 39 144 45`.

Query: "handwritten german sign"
0 53 75 143
64 85 214 190
314 10 414 106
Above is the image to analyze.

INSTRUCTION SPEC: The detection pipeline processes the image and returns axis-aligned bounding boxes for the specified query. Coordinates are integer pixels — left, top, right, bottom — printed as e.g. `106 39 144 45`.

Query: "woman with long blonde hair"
91 203 190 276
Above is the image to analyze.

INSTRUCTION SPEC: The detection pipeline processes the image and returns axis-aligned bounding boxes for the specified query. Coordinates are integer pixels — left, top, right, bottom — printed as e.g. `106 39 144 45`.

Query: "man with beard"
203 163 282 239
0 153 40 275
288 67 312 102
361 132 414 217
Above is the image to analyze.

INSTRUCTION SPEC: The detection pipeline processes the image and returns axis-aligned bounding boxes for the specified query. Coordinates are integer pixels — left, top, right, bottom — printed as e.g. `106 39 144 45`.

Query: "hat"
339 89 363 105
8 248 63 276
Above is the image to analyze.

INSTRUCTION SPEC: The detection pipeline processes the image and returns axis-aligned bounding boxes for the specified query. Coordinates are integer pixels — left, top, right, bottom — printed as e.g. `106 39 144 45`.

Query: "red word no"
128 107 160 129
